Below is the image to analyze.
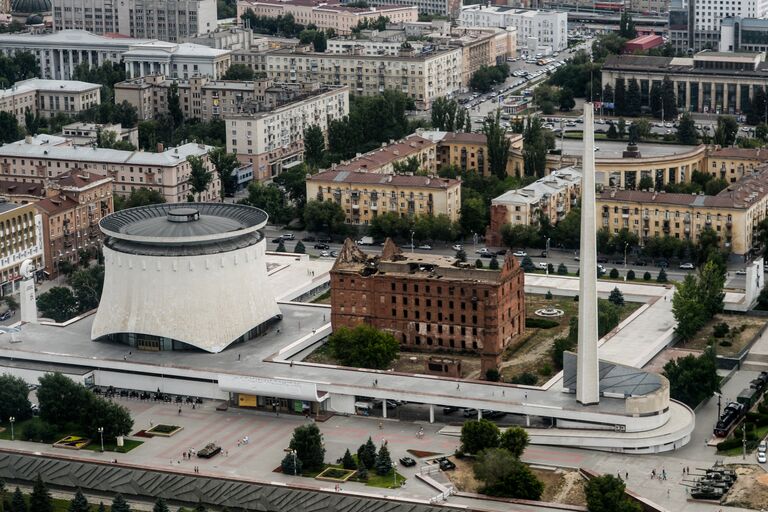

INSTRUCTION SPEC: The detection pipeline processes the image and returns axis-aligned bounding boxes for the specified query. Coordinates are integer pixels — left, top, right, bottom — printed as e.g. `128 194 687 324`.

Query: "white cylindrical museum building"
91 203 281 352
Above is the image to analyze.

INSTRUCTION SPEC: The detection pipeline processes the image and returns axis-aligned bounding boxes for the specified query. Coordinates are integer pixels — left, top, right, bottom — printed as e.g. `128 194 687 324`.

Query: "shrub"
281 452 303 475
557 263 568 275
509 372 538 385
608 287 625 306
485 368 500 382
547 263 554 274
460 419 500 454
489 257 500 270
538 364 552 376
545 290 553 300
609 268 619 279
713 322 730 338
657 268 668 283
525 317 559 329
357 437 377 469
719 341 732 347
475 259 484 269
643 271 652 281
21 419 59 443
294 241 306 254
341 448 356 470
375 444 393 476
626 269 635 280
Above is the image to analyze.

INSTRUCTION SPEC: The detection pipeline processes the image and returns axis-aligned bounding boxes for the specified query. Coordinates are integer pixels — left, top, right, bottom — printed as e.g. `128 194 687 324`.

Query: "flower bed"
315 466 357 482
146 424 183 437
53 435 90 450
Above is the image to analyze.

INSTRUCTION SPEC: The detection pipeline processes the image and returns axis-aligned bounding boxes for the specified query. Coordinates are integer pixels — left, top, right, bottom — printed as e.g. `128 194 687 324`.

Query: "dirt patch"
721 464 768 510
445 458 586 506
677 314 767 357
407 449 441 458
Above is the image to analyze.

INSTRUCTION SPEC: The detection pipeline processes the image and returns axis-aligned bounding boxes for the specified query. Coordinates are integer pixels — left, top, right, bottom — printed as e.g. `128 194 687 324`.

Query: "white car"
476 248 490 255
679 262 695 270
759 452 767 464
513 250 527 257
320 251 330 257
418 244 433 250
537 262 547 269
736 269 747 275
452 244 463 251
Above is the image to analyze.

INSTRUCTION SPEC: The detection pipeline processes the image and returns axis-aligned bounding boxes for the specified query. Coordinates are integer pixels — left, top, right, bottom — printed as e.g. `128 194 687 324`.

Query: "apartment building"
0 78 101 125
237 0 417 35
306 169 461 225
330 239 525 373
53 0 217 42
486 167 582 246
422 130 523 177
705 147 768 183
59 122 140 148
332 134 438 174
459 5 568 52
225 84 349 179
0 201 43 295
602 51 768 116
341 0 461 17
668 0 768 52
115 75 317 122
0 137 220 203
234 46 462 109
596 169 768 258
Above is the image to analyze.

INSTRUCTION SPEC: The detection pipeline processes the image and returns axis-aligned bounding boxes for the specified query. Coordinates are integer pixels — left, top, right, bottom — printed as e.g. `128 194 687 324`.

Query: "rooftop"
55 170 113 190
123 41 231 59
0 180 45 198
16 78 101 93
709 147 768 160
309 170 459 189
0 140 212 167
603 51 768 76
492 167 582 206
0 29 153 47
34 195 80 216
329 135 436 173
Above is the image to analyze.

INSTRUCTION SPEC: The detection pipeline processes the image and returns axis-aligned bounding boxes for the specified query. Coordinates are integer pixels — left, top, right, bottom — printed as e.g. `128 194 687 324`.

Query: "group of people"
650 468 667 480
237 436 250 446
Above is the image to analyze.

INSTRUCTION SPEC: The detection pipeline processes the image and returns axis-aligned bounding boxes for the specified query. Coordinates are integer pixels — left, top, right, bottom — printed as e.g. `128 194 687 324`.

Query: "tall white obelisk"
576 104 600 405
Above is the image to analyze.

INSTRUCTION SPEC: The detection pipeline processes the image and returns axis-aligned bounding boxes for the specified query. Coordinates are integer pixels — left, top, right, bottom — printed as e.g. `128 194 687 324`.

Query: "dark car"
496 249 508 256
399 456 416 467
437 457 456 471
330 251 339 257
481 252 493 258
314 243 330 250
656 260 669 268
597 257 609 263
633 260 647 266
462 408 477 417
271 237 283 243
442 406 459 415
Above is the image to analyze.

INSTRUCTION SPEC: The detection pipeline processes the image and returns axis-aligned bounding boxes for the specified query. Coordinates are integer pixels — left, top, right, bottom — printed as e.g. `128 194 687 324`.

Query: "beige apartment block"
0 79 101 126
0 201 44 294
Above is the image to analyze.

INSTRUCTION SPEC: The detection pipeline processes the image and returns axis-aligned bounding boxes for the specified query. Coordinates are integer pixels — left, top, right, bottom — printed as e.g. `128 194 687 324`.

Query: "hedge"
525 318 560 329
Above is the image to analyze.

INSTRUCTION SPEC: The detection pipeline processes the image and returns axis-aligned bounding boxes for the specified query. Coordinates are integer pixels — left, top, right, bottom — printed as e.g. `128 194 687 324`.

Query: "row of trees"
431 97 471 133
469 64 509 93
369 212 460 243
532 84 575 114
241 11 305 37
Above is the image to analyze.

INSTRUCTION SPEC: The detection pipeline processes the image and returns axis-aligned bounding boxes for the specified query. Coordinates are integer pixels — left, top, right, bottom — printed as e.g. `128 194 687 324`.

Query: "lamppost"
392 461 397 487
9 416 14 441
290 449 298 476
624 242 629 269
410 231 415 254
98 427 104 452
472 232 478 254
742 424 747 460
715 392 722 420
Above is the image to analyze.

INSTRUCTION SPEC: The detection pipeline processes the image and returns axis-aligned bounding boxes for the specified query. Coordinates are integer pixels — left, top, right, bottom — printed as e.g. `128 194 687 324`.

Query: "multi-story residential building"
720 17 768 53
486 167 581 246
601 51 768 115
122 41 232 80
421 130 524 176
182 26 256 51
237 0 417 35
53 0 217 42
306 169 461 225
32 170 114 277
332 134 438 174
0 78 100 125
0 136 220 203
59 122 140 148
233 46 463 109
668 0 768 52
115 75 323 122
341 0 461 17
705 147 768 183
224 84 349 179
596 168 768 259
0 201 43 295
459 6 568 52
331 239 525 373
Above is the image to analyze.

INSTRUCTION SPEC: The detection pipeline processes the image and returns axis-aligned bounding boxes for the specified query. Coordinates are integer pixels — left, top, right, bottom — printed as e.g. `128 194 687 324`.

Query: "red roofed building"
624 34 664 53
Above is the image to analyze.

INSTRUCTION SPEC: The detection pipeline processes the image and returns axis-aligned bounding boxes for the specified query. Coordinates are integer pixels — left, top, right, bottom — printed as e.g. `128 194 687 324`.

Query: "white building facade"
122 41 232 80
458 5 567 52
53 0 218 42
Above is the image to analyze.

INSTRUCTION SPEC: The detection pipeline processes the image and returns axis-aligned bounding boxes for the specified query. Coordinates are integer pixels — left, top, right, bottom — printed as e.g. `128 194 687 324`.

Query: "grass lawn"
312 290 331 304
677 314 767 357
301 462 405 489
0 419 142 453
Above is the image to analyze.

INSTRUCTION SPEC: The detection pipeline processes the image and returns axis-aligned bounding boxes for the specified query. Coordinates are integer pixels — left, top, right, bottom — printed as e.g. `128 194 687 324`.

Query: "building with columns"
122 41 231 80
53 0 217 42
0 30 153 80
602 51 768 115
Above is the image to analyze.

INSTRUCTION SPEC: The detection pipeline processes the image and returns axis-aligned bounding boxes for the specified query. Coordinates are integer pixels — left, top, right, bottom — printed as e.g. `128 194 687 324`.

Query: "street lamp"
472 232 478 254
98 427 104 452
9 416 14 441
410 231 415 254
290 449 298 476
742 424 747 460
624 242 629 269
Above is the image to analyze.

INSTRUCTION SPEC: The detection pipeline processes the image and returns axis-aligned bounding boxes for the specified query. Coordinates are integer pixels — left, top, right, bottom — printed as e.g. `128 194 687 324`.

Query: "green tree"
68 490 90 512
677 112 698 144
608 287 625 306
557 263 568 275
294 241 305 254
222 64 255 80
110 494 131 512
168 81 183 128
241 182 292 225
657 267 668 283
663 345 719 408
303 125 325 167
431 97 469 132
618 11 637 39
758 218 768 260
661 76 677 120
638 175 654 191
208 147 239 198
456 248 467 262
188 155 213 201
276 240 286 252
281 451 303 475
499 427 529 459
606 123 619 139
489 256 499 270
520 255 535 272
67 265 104 313
11 487 26 512
37 286 78 322
375 443 393 476
273 164 310 211
0 374 32 423
288 423 325 471
29 475 52 512
613 79 626 116
342 448 356 470
627 269 635 280
460 194 489 236
460 419 500 454
115 188 166 210
625 79 641 117
558 87 575 111
303 200 346 236
714 116 739 147
474 448 543 500
0 112 22 144
585 475 641 512
327 325 399 369
747 86 767 125
312 30 327 52
482 111 511 179
609 268 619 279
357 437 377 470
152 499 169 512
521 116 553 178
193 501 207 512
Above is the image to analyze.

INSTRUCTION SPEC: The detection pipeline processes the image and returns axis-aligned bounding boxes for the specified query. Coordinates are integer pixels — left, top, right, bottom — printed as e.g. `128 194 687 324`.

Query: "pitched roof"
331 135 436 173
34 195 79 215
55 171 112 189
308 170 459 189
0 180 45 197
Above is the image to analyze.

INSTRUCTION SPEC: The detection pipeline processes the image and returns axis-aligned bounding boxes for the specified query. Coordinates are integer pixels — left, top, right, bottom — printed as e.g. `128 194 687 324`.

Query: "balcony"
370 203 378 211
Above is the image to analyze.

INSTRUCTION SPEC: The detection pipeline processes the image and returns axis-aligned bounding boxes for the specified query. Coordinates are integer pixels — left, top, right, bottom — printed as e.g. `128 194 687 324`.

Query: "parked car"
271 238 282 243
314 243 330 250
759 452 767 464
480 252 494 258
452 244 463 251
736 269 747 275
512 250 527 257
281 233 295 240
462 408 478 417
301 236 316 242
633 260 647 266
399 456 416 467
476 248 490 255
758 440 766 453
597 257 609 263
418 244 433 250
437 457 456 471
442 406 459 414
537 262 547 269
679 262 695 270
320 251 331 257
656 260 669 268
330 251 339 257
496 249 507 255
597 264 606 275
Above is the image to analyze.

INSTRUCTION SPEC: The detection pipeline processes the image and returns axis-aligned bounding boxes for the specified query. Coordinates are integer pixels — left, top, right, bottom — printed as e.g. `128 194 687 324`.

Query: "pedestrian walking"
378 421 383 430
178 407 182 415
625 471 628 480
